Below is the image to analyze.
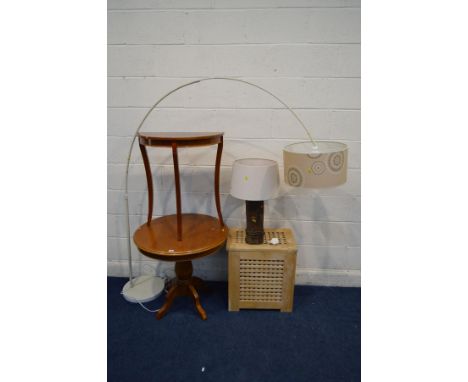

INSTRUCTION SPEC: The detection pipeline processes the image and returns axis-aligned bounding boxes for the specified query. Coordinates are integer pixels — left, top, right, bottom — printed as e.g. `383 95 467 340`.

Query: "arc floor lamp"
120 77 348 303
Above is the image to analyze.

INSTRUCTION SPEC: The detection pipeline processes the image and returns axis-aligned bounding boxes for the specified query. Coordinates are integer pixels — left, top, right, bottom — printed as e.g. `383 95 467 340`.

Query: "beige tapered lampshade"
230 158 280 201
283 141 348 188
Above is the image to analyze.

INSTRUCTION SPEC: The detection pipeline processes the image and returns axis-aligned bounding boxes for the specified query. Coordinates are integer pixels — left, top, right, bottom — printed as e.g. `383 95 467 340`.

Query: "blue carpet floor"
108 277 360 382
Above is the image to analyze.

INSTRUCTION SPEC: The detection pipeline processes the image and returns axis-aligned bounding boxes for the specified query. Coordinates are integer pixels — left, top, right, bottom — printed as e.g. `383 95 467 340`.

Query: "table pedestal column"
156 260 207 320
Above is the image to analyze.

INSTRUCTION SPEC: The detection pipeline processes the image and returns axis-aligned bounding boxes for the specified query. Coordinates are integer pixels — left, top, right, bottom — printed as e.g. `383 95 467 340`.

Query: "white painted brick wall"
107 0 360 286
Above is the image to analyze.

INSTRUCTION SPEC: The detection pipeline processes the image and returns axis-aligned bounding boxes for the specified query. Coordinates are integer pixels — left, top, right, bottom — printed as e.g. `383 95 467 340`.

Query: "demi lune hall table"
133 132 228 320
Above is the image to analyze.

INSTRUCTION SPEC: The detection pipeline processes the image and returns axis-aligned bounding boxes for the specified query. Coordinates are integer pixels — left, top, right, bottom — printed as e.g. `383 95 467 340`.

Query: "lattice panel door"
239 258 285 302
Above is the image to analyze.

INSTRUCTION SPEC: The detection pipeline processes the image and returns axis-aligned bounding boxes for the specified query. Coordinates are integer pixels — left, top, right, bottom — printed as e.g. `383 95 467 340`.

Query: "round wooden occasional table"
133 132 227 320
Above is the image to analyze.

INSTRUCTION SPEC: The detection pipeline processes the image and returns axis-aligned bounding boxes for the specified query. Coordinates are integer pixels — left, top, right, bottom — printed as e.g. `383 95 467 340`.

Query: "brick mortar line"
107 164 362 168
107 236 361 248
108 7 361 12
108 188 362 194
108 76 361 79
107 43 361 47
107 194 361 200
107 136 361 142
106 107 361 111
108 164 362 169
107 214 361 223
107 43 361 46
107 77 361 80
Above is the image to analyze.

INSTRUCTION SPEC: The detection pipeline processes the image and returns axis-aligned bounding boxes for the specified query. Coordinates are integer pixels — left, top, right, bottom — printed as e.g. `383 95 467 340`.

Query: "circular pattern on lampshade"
312 161 326 175
328 151 345 172
287 167 303 187
283 141 348 188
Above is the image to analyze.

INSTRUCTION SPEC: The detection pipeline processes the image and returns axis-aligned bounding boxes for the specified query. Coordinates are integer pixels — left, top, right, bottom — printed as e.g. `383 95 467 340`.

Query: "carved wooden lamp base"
245 200 265 244
156 261 207 320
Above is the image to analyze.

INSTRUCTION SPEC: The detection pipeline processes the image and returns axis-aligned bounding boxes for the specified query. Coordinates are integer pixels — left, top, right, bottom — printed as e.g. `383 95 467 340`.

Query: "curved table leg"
214 137 224 227
156 283 177 320
172 143 183 241
191 276 204 290
139 143 154 225
189 284 207 320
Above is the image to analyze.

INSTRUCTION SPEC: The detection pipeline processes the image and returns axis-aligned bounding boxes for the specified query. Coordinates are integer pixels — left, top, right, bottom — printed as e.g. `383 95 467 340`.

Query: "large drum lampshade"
283 141 348 188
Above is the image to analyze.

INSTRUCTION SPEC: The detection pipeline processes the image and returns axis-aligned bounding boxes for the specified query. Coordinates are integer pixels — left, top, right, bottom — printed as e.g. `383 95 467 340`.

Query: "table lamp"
230 158 280 244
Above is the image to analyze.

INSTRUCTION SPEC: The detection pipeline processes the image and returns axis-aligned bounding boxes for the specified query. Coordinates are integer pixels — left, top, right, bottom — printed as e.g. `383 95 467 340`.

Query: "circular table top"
134 214 228 261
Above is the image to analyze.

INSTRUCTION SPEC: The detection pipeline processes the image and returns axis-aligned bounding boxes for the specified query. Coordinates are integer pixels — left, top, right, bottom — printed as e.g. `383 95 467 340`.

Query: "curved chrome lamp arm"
124 77 317 285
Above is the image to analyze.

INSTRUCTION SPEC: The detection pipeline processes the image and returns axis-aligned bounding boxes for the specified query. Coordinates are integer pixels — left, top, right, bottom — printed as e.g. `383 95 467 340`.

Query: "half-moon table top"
138 132 224 147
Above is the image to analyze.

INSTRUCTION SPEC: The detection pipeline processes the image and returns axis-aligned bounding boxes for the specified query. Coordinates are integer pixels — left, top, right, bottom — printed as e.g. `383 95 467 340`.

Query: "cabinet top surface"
138 132 224 141
227 228 297 252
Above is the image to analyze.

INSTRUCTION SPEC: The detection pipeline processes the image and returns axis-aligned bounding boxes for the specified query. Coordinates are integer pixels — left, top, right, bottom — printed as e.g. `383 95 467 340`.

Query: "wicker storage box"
227 228 297 312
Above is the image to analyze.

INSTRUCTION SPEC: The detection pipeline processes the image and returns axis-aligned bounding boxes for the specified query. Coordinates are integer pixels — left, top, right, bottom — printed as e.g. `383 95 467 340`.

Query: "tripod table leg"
189 285 207 320
156 283 177 320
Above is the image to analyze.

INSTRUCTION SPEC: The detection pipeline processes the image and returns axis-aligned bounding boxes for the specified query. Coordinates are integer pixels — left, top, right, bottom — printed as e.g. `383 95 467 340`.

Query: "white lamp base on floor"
121 275 165 303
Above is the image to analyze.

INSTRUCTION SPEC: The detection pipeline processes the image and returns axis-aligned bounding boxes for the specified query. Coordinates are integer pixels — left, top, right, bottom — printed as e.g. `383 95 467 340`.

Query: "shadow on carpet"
108 277 360 382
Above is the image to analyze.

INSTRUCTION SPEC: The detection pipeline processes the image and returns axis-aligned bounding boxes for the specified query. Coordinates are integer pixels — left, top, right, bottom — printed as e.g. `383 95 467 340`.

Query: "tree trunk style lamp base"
230 158 280 245
245 200 265 244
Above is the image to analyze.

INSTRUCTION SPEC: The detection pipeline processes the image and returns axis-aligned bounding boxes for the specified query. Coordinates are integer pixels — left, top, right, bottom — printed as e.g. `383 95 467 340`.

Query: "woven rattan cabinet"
227 228 297 312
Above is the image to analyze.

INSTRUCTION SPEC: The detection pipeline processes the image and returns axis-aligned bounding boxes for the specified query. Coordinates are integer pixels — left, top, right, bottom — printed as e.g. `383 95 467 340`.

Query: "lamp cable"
120 263 169 313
